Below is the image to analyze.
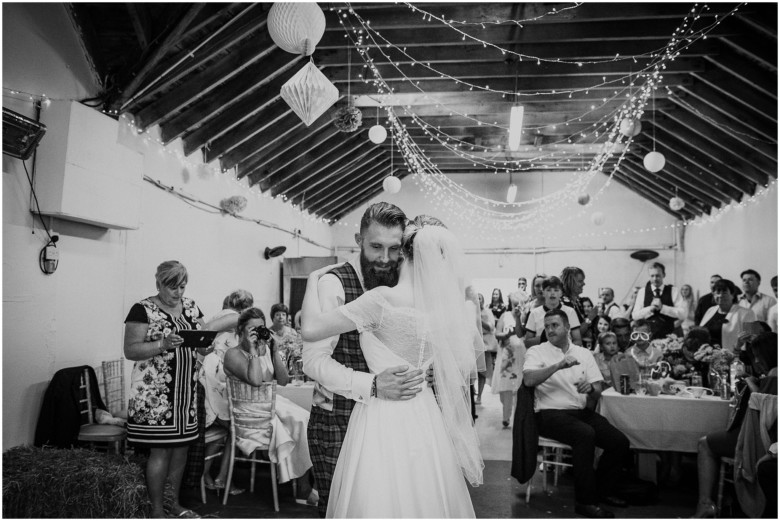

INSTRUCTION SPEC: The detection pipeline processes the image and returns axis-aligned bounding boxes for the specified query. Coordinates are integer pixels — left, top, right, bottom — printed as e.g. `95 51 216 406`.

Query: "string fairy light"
332 3 747 238
404 2 584 27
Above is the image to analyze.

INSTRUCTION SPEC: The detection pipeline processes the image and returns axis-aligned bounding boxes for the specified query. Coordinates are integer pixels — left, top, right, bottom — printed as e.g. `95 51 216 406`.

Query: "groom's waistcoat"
314 262 369 418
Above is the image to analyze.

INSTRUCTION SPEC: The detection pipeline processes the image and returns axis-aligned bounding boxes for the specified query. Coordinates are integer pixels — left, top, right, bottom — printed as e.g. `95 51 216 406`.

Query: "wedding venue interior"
3 2 777 518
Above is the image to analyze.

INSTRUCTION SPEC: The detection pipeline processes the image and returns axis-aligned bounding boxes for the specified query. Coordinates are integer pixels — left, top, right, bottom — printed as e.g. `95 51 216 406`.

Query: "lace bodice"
338 291 432 368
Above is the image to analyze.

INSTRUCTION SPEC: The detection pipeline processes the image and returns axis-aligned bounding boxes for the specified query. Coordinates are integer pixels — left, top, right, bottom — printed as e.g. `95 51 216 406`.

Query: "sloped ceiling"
67 2 777 223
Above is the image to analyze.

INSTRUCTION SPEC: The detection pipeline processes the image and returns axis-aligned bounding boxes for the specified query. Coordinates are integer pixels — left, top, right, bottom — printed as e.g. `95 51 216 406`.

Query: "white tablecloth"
277 382 315 411
599 388 731 453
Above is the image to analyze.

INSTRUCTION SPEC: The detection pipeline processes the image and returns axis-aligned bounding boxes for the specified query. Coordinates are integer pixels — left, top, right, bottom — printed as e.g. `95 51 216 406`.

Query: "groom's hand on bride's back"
377 365 425 400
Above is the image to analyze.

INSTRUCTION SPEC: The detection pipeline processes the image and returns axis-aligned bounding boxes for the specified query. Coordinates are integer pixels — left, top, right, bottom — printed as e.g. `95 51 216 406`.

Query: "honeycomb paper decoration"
267 3 326 56
281 62 339 126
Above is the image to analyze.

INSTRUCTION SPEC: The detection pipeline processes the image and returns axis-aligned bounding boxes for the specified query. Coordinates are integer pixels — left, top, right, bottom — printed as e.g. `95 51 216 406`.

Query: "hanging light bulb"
508 105 524 151
506 183 517 203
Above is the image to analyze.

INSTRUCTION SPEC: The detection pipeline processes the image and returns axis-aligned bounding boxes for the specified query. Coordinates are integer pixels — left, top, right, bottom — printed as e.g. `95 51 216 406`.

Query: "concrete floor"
181 390 713 518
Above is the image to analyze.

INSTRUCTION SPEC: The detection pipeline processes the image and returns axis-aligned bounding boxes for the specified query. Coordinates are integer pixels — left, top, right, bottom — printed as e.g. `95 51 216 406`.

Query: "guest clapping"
123 260 209 519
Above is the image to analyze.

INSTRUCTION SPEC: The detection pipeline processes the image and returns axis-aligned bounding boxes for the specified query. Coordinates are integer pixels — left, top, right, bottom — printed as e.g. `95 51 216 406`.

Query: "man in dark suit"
694 274 722 325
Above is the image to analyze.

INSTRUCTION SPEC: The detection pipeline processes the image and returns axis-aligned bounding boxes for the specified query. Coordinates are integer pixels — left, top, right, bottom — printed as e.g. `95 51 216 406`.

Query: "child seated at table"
626 320 663 377
594 332 619 387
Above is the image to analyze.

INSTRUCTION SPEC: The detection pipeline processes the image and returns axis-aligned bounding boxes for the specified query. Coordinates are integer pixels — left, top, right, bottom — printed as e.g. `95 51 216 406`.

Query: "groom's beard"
360 250 400 290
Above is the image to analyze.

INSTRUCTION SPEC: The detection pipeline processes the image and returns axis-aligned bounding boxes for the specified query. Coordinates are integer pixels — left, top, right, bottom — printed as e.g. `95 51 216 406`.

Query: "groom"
303 202 425 516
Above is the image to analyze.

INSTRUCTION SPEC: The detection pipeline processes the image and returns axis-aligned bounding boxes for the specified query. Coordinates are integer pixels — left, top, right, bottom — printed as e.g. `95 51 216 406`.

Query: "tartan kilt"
308 407 352 517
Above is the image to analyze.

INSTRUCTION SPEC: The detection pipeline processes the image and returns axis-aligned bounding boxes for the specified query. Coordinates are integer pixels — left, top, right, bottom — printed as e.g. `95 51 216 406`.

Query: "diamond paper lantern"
267 3 326 56
383 176 402 194
281 62 339 126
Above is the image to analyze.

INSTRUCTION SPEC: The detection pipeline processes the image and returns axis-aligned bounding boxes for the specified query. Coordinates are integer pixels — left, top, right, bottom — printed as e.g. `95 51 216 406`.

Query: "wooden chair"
224 378 278 510
717 456 735 516
100 358 127 419
77 368 126 454
525 436 574 503
199 425 229 504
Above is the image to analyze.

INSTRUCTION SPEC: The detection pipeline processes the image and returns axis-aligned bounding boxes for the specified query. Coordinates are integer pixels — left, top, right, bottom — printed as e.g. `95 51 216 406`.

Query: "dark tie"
654 288 662 299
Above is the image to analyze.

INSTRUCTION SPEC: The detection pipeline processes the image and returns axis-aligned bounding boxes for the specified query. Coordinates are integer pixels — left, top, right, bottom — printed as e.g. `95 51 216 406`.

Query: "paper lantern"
267 3 325 56
619 118 642 137
368 124 387 144
280 62 339 126
383 176 401 194
643 151 666 173
669 196 686 211
577 193 591 206
591 211 605 226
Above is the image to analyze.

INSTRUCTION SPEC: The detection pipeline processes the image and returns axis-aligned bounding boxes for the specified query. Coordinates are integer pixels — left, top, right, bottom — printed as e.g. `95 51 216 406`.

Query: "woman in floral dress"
124 260 210 518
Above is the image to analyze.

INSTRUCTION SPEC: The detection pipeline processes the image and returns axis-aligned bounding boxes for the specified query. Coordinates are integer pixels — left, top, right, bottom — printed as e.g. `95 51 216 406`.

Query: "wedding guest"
561 266 588 324
509 277 530 310
269 303 302 370
739 269 777 322
594 332 619 387
123 260 210 518
692 332 777 518
200 289 254 495
768 276 778 333
609 318 632 353
694 274 723 325
632 262 686 339
223 307 316 505
494 297 525 427
700 279 757 353
625 319 663 376
591 314 612 347
524 276 582 348
520 274 547 329
580 297 596 349
489 288 507 322
477 293 498 405
599 288 623 320
676 284 696 336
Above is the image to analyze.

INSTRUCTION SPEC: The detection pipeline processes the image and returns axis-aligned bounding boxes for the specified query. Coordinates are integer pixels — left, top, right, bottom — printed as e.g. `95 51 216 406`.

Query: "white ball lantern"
267 3 326 56
619 118 642 137
590 211 605 226
643 151 666 173
368 124 387 144
382 176 402 194
577 193 591 206
669 196 686 211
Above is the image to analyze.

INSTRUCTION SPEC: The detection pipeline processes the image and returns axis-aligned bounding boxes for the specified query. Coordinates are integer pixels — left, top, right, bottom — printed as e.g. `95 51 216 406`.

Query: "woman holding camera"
223 308 316 504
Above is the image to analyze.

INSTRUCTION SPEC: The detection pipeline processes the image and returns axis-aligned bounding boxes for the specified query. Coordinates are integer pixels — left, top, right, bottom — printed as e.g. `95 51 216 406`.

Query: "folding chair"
100 358 127 419
224 378 278 510
77 368 126 454
526 436 574 503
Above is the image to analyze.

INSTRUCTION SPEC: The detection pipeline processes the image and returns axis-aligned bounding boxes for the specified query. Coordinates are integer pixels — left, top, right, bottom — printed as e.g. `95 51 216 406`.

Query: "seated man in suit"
523 309 631 519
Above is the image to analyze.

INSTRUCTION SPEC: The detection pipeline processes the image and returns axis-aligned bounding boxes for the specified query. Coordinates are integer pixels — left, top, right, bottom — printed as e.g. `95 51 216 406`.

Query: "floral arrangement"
277 331 304 373
655 334 692 378
332 105 363 132
219 195 247 215
694 344 735 374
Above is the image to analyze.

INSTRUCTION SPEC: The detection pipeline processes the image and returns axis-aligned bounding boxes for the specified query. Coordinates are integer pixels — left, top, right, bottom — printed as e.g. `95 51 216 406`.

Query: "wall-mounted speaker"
2 107 46 160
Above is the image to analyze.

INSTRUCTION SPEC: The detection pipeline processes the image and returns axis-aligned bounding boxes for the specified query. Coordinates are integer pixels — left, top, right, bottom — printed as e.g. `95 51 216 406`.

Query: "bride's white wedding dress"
327 291 477 518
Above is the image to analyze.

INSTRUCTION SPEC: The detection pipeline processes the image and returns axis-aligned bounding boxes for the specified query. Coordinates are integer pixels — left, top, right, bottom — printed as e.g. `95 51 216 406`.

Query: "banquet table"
277 381 315 411
599 387 731 483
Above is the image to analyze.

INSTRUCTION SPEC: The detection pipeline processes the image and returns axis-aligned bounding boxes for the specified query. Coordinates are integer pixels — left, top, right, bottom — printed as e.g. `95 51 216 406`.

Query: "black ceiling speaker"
630 249 659 262
3 108 47 160
264 246 287 259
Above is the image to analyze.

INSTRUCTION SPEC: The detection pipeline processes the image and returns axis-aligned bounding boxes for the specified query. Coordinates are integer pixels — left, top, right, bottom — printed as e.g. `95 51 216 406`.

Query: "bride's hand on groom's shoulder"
376 365 425 400
309 262 346 280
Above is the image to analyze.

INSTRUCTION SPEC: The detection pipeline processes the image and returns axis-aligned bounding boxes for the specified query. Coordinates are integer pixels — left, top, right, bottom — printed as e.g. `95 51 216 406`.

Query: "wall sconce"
264 246 287 259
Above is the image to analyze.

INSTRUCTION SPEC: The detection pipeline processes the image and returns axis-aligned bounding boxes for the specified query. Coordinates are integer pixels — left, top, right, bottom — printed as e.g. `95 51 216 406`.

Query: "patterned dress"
125 297 203 446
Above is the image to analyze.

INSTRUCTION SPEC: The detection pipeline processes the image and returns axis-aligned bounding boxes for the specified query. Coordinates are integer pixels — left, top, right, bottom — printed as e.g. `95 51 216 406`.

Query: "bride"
301 215 484 518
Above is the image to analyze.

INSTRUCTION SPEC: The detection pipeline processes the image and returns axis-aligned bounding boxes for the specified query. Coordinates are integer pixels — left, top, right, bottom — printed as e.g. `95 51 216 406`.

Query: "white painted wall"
2 5 334 449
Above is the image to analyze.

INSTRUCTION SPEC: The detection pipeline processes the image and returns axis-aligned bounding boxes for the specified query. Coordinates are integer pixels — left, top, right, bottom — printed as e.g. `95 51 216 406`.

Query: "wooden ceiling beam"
718 34 777 73
292 150 388 207
690 72 777 123
644 130 752 196
133 36 278 131
656 111 773 184
271 136 378 197
165 54 303 148
629 146 728 208
734 11 777 42
113 4 206 111
619 160 711 215
126 4 151 49
240 125 345 183
310 166 397 218
703 47 777 100
201 100 293 162
126 5 269 112
326 175 412 222
677 82 776 132
302 156 392 209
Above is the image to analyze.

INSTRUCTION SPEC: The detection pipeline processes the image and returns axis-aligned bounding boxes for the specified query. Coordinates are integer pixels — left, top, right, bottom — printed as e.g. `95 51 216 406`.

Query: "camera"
251 326 272 341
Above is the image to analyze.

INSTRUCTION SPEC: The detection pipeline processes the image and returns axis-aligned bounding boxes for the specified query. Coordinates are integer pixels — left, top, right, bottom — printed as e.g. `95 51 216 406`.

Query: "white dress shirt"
302 255 374 407
523 342 602 412
632 284 686 322
700 304 757 353
738 292 777 323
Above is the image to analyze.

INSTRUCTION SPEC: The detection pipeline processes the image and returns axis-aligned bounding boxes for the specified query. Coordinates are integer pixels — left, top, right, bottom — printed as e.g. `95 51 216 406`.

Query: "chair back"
78 369 95 425
100 359 126 416
226 378 276 450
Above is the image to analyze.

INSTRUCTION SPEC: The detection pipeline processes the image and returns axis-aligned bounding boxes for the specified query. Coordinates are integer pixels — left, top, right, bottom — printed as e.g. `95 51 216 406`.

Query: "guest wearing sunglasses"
625 320 663 377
